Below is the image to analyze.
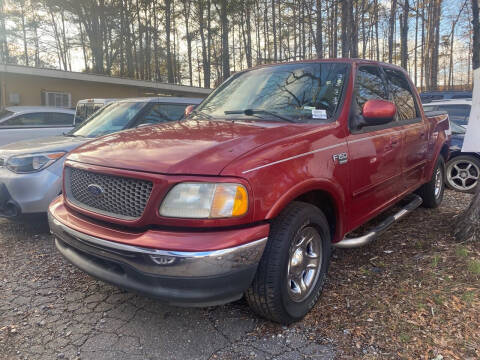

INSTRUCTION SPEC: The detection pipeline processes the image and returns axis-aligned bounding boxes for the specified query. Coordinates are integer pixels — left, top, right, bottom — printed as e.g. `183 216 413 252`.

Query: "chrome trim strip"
51 217 266 257
242 142 346 174
49 214 268 277
242 126 428 174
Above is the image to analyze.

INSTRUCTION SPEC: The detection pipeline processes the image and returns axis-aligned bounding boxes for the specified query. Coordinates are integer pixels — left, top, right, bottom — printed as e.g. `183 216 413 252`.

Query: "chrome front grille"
65 167 153 220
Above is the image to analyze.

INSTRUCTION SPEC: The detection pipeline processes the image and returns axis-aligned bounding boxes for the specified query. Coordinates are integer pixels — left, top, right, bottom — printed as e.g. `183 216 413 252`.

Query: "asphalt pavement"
0 218 335 360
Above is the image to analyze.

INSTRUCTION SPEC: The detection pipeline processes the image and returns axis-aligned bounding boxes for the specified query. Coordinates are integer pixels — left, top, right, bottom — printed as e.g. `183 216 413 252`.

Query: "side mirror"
184 105 195 117
362 99 396 126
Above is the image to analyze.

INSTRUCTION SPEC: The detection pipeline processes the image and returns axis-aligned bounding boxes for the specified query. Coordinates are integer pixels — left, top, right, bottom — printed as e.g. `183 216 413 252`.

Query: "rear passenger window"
0 112 49 127
355 66 388 111
47 113 75 126
384 68 418 121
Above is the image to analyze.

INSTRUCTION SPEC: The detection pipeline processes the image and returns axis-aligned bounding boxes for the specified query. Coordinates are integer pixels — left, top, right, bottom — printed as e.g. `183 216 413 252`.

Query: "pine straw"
301 190 480 359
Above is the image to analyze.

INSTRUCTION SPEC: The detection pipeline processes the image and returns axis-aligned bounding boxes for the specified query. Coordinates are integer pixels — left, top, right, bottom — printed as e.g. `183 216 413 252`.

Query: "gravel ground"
0 190 478 359
0 218 334 360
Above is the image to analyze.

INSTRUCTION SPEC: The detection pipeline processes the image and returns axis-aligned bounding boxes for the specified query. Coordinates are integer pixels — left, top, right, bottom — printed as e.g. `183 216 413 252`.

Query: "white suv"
0 106 76 147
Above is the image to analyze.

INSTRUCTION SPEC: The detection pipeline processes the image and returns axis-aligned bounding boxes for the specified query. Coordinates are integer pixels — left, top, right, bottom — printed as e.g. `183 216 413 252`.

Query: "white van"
74 99 116 124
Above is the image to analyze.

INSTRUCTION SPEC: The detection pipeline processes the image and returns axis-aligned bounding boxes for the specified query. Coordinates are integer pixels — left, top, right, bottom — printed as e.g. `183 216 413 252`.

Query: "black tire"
445 155 480 193
417 155 445 208
245 201 331 324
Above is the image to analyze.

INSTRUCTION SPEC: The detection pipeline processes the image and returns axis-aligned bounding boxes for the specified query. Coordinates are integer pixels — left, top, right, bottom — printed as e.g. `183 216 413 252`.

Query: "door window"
352 66 390 129
384 68 418 121
47 112 75 126
0 112 49 127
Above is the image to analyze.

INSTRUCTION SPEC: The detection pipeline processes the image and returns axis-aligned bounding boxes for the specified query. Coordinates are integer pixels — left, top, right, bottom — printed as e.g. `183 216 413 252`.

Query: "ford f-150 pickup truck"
49 59 450 324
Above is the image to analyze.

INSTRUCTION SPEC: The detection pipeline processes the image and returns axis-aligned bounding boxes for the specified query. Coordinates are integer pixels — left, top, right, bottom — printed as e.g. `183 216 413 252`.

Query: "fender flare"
265 178 346 242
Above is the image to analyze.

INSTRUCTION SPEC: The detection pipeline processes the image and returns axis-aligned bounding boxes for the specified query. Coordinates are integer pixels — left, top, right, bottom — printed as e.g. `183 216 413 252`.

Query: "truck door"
346 65 405 230
383 67 427 193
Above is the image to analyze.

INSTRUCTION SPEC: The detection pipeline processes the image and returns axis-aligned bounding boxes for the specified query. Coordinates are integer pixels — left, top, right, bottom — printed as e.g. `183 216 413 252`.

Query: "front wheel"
446 155 480 193
245 202 331 324
417 155 445 208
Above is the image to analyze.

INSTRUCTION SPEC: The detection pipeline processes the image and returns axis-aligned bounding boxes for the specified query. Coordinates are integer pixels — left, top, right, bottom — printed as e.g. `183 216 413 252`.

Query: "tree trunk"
246 1 253 67
388 0 397 63
315 0 322 58
400 0 409 69
472 0 480 69
20 1 29 66
341 0 349 57
220 0 230 80
272 0 277 61
165 0 174 83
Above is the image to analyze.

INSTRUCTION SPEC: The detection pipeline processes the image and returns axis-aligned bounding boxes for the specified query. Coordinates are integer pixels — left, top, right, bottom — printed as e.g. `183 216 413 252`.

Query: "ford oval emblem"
87 184 104 197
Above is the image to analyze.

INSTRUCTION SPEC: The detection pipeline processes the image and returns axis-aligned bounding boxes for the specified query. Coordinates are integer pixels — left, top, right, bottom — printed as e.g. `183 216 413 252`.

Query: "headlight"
160 182 248 219
6 152 66 173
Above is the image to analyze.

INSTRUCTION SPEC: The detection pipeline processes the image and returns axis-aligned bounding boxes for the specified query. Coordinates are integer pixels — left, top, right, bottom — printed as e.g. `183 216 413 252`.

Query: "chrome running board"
333 195 423 248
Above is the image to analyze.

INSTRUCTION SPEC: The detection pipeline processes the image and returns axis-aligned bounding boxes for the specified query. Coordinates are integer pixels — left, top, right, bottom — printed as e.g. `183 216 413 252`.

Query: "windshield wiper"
224 109 295 123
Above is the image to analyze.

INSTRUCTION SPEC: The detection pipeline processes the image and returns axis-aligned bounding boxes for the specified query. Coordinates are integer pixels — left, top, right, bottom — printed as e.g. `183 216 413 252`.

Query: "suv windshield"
193 62 349 122
71 101 146 138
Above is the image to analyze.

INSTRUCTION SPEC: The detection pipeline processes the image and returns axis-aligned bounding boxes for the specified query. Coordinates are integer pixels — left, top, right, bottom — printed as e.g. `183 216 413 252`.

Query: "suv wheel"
245 201 331 324
446 155 480 193
417 155 445 208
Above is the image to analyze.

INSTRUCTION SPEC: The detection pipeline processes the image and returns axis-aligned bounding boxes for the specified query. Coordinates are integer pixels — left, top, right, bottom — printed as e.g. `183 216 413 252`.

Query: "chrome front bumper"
49 215 267 277
49 212 268 306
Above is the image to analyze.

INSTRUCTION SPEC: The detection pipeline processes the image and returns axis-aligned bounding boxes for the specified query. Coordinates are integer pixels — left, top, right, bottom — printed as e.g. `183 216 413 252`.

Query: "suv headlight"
160 182 248 218
6 152 66 173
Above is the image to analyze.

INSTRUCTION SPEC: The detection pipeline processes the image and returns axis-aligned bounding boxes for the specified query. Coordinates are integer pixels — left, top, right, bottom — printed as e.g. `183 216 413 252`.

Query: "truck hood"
68 119 310 175
0 135 90 157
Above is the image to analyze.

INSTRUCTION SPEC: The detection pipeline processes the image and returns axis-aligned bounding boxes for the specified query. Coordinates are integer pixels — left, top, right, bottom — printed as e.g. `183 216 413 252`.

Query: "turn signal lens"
211 184 248 218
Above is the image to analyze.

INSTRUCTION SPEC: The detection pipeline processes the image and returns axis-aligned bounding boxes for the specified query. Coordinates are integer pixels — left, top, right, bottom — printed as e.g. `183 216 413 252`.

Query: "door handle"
390 138 400 147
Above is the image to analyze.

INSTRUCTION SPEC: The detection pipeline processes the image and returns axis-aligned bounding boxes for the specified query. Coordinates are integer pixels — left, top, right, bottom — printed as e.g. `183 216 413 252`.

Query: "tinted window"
194 62 349 122
384 68 418 121
47 112 74 126
137 104 187 125
0 112 49 127
354 66 387 111
437 104 471 126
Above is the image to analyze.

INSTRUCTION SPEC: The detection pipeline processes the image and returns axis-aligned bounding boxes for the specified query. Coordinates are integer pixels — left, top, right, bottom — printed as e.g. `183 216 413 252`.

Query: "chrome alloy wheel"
434 167 443 198
287 226 322 302
447 158 479 192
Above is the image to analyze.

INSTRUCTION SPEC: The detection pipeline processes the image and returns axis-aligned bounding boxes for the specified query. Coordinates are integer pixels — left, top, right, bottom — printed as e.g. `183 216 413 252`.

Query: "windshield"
0 110 13 121
72 101 146 138
193 62 349 122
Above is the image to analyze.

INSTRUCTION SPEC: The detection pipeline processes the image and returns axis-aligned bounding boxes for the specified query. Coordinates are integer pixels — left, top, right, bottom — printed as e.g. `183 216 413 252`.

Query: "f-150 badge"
333 152 348 164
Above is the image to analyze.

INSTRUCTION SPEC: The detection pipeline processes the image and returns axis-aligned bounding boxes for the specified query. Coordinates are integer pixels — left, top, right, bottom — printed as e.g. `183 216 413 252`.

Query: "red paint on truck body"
51 59 450 250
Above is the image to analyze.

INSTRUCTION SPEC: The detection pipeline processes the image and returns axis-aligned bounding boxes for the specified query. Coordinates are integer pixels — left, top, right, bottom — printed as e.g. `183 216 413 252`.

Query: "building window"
43 91 71 108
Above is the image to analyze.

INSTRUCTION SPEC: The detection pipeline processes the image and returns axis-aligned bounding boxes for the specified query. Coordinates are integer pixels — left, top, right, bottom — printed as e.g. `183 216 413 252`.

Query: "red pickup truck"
49 59 449 324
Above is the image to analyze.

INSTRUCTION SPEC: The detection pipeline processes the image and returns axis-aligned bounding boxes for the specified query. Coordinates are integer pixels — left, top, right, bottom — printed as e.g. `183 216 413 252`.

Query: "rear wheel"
446 155 480 193
245 201 331 324
417 155 445 208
